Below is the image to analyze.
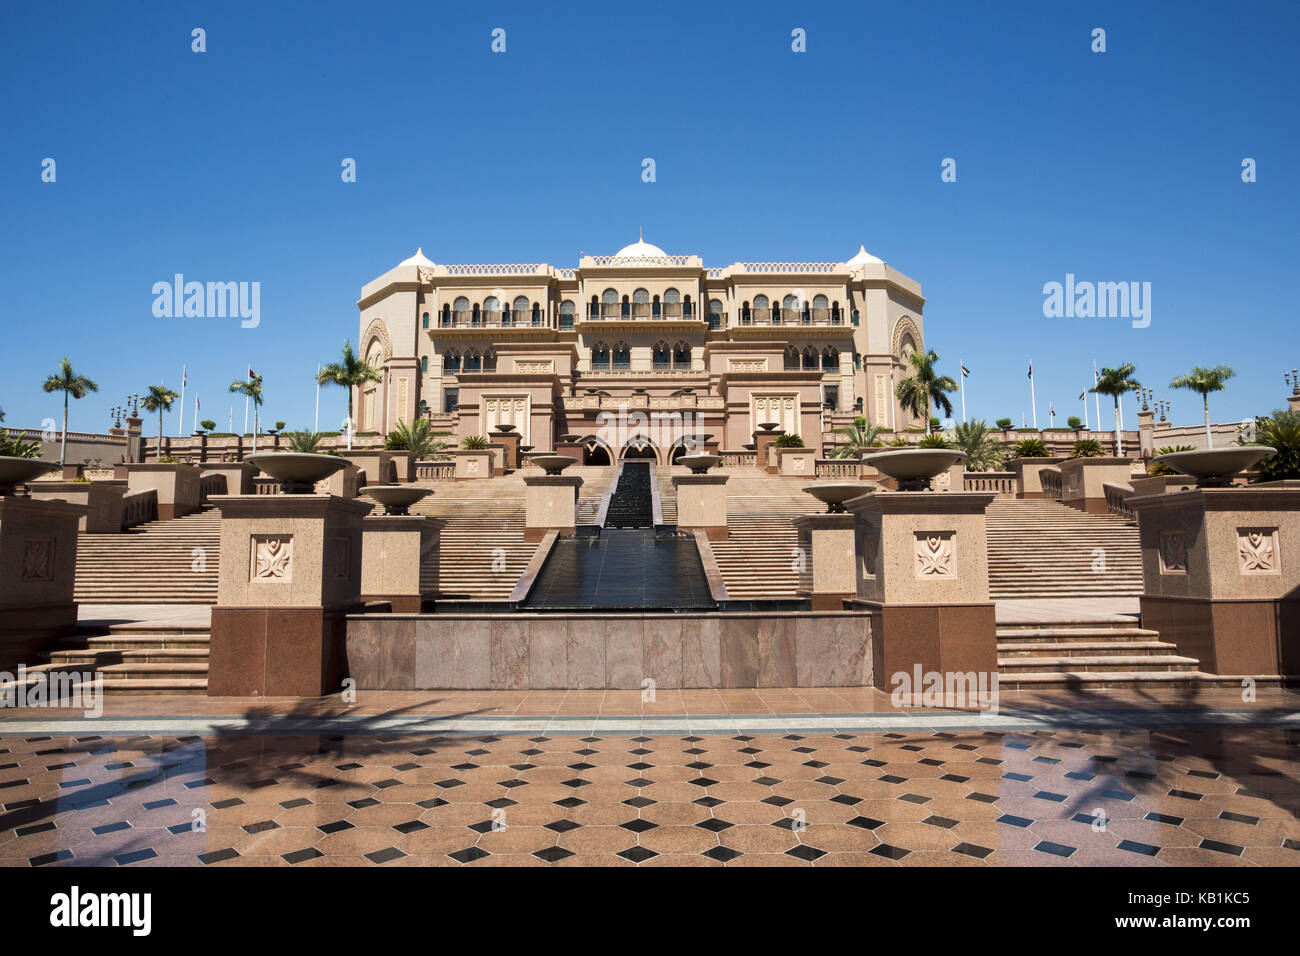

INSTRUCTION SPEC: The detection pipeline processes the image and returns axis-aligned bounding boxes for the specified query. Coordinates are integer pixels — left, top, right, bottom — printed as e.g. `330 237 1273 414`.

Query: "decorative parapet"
963 472 1015 495
737 262 842 274
441 263 548 276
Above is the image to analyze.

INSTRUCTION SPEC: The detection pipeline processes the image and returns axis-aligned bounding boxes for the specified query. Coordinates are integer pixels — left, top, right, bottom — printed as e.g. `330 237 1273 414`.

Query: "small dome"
613 234 669 260
399 247 435 268
846 244 883 267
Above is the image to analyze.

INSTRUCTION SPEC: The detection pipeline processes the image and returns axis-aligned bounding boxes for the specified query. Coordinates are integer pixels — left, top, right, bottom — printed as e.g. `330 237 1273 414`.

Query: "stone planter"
672 473 729 540
522 474 583 541
201 462 258 496
0 495 87 669
125 462 202 520
777 446 818 477
453 449 494 480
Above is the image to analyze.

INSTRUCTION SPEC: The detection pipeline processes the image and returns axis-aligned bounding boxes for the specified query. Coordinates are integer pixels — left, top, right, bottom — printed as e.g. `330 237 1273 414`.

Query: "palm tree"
229 373 265 452
895 349 957 435
42 357 98 466
1170 365 1235 449
951 420 1006 471
1090 363 1141 456
828 417 886 458
317 340 382 451
140 383 180 460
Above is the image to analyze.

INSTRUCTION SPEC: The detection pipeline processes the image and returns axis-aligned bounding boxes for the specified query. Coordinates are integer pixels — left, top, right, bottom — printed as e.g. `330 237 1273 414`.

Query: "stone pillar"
1058 457 1135 514
522 474 582 541
345 450 394 487
555 437 585 462
206 494 372 696
793 513 855 609
361 514 444 612
453 449 493 480
0 496 87 670
1288 392 1300 415
1130 482 1300 676
753 430 779 474
1006 457 1062 499
28 480 126 532
777 446 818 477
201 462 257 496
846 492 999 686
1137 407 1155 458
316 463 361 498
672 474 729 540
124 416 144 464
126 463 201 520
492 428 521 471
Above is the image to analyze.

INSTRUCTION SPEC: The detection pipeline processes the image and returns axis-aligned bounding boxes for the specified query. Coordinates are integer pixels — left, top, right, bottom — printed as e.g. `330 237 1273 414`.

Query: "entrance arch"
621 436 659 462
581 436 613 467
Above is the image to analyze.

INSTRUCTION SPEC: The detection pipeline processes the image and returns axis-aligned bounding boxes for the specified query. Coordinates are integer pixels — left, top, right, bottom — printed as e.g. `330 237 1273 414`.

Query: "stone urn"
1153 446 1276 486
758 422 780 431
360 485 432 516
679 454 721 475
246 452 350 493
0 457 59 495
804 482 875 513
862 449 969 491
532 455 578 476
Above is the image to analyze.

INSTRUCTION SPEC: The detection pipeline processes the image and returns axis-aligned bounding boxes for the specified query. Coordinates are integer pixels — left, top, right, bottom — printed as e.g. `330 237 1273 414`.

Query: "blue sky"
2 0 1297 436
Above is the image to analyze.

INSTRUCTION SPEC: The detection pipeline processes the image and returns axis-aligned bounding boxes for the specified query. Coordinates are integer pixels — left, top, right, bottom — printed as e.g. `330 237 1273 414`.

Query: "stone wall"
345 611 870 689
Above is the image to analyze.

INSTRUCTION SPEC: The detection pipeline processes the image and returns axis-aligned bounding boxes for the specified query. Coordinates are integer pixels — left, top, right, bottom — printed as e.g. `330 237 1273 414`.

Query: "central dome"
613 236 668 260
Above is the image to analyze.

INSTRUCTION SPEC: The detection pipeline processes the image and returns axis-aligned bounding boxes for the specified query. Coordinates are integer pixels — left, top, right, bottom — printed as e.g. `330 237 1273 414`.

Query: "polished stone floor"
1 721 1296 867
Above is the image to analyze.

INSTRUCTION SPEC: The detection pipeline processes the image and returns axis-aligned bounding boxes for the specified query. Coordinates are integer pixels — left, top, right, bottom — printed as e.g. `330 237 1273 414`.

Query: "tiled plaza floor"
1 722 1296 867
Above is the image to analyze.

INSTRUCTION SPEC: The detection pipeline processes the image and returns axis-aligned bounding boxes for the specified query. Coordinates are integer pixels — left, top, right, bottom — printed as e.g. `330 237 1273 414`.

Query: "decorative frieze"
21 537 55 581
728 358 768 372
1158 530 1187 573
1237 527 1279 574
252 534 293 581
914 531 955 577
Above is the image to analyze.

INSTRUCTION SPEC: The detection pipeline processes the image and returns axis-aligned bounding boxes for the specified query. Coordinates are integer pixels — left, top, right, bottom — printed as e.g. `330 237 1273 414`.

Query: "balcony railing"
590 304 697 321
439 310 545 330
963 472 1015 495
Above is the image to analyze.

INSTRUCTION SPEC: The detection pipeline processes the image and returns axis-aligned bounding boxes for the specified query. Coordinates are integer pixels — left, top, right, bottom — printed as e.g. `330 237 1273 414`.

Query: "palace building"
354 238 926 462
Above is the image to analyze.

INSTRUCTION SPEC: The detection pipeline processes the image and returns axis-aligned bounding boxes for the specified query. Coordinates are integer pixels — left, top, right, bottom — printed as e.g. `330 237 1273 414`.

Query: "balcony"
433 309 549 334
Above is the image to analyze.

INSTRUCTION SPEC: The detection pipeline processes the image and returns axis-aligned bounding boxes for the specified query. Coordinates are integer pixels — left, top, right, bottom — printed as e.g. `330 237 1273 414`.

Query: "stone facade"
354 240 925 461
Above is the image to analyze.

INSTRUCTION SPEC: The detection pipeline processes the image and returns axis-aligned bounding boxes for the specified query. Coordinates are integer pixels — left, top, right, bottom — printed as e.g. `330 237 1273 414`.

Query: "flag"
1028 362 1033 379
1078 391 1085 400
195 396 200 411
248 366 256 378
960 363 970 377
1050 403 1056 417
182 367 187 387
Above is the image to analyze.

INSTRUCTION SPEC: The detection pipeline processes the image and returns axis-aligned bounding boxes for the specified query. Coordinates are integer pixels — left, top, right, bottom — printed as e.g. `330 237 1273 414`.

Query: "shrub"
1010 438 1050 458
157 455 178 464
918 434 952 449
773 432 804 448
928 417 941 432
0 431 42 459
888 437 910 447
1148 445 1196 476
461 435 489 450
1251 412 1300 482
1067 416 1083 429
285 431 325 454
995 418 1013 430
1068 439 1104 459
200 419 217 431
274 421 286 431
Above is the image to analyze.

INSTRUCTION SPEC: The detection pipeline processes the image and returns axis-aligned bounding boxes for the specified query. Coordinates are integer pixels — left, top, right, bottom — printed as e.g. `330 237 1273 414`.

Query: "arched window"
453 297 470 324
420 356 428 373
602 288 619 319
419 399 428 416
560 299 575 331
441 304 451 327
741 301 751 325
471 303 481 326
613 341 631 370
532 302 541 326
590 295 600 319
854 353 862 371
652 341 671 370
444 349 461 374
822 346 839 370
422 312 429 329
802 346 819 370
652 294 661 318
783 345 799 370
831 301 841 324
483 348 497 372
782 294 799 325
753 295 770 323
852 308 860 327
591 342 611 370
463 347 482 373
483 296 500 324
664 288 680 319
512 296 529 323
632 288 649 318
708 298 724 330
683 294 693 317
621 295 630 319
672 341 691 368
813 294 828 311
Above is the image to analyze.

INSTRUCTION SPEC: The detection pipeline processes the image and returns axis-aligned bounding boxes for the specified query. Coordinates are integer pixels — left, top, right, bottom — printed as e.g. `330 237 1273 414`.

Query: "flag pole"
314 363 321 433
1029 361 1038 430
1082 390 1089 430
959 359 967 423
178 364 186 437
1093 362 1102 433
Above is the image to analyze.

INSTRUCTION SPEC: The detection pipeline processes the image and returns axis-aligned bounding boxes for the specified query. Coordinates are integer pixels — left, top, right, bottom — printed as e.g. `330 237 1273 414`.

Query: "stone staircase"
996 619 1206 689
74 508 221 604
411 492 536 601
705 475 825 601
12 621 210 695
987 498 1142 599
